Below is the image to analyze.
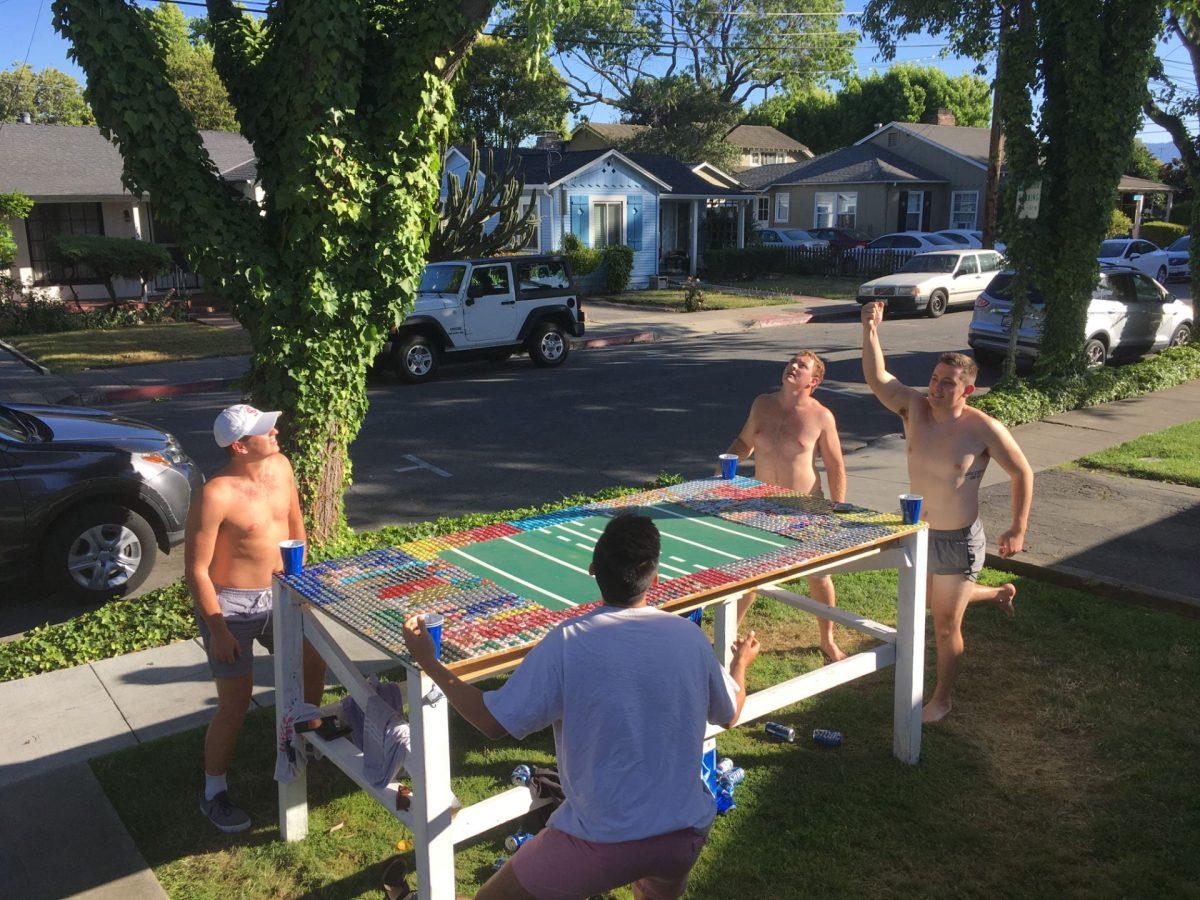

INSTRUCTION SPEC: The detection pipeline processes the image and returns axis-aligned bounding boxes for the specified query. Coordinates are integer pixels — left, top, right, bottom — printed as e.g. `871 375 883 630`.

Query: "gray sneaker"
199 790 251 833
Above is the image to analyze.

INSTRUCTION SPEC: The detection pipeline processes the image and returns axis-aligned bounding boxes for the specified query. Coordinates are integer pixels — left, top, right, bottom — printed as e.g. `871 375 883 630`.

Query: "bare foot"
922 698 952 723
991 583 1016 617
821 641 848 663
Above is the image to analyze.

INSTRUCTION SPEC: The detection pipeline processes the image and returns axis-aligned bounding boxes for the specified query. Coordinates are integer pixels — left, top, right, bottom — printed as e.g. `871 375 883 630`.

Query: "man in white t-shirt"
402 512 761 899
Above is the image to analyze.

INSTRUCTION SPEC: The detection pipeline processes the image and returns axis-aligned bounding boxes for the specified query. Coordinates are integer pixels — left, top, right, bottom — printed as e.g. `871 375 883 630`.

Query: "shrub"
601 244 634 293
1107 208 1133 238
1169 199 1192 227
49 235 172 302
0 289 189 337
560 232 601 276
1139 220 1187 248
0 192 35 268
970 345 1200 427
682 276 705 311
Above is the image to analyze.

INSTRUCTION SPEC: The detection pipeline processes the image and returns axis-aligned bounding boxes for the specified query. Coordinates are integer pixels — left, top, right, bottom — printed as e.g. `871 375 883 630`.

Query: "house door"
897 191 931 232
147 206 200 291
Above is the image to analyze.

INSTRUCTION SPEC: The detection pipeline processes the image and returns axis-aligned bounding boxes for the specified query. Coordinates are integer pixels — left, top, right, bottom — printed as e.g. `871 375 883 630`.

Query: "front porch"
659 198 750 277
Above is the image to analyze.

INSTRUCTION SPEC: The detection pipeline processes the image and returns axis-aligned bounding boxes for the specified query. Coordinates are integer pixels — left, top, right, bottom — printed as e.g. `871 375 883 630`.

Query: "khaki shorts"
928 520 986 582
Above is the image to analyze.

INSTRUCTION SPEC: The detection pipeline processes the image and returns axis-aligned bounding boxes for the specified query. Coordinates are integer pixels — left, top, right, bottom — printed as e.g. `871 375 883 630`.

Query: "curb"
746 311 813 329
984 552 1200 620
573 330 658 349
78 377 240 404
803 304 862 322
0 338 51 376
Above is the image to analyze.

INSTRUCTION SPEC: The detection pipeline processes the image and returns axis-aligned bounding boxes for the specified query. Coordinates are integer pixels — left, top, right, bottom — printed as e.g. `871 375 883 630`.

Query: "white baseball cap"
213 404 281 448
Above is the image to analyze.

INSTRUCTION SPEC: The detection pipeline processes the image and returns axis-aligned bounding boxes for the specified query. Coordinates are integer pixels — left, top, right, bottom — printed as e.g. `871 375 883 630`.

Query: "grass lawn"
7 323 251 373
1074 419 1200 488
599 289 796 311
709 274 863 301
91 569 1200 898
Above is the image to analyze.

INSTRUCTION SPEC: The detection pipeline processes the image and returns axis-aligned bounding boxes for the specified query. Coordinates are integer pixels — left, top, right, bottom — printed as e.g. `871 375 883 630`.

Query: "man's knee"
214 675 254 713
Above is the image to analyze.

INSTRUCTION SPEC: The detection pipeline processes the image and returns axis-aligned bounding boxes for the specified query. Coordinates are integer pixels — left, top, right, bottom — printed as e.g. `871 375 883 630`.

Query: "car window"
940 232 970 245
1098 240 1128 258
1139 241 1159 254
1104 273 1137 303
469 265 511 296
0 408 30 442
1132 274 1164 302
419 263 467 293
957 255 980 275
515 260 570 292
1168 235 1190 252
869 236 893 249
979 252 1002 273
783 230 812 241
924 234 954 246
894 236 920 249
760 230 781 243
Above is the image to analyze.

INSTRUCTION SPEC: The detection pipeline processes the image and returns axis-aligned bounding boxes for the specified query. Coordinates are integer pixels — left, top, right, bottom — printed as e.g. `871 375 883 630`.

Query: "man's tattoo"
964 469 985 481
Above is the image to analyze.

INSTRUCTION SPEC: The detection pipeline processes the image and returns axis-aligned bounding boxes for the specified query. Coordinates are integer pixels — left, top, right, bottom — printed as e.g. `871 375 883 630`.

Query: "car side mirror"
467 285 484 299
1129 253 1142 260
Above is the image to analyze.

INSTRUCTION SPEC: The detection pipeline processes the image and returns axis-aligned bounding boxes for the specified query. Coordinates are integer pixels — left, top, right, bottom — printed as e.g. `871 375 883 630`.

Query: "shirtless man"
725 350 848 662
185 404 326 832
860 302 1032 722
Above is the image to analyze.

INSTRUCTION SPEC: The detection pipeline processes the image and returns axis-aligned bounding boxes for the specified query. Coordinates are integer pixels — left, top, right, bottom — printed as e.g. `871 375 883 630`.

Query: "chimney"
17 112 33 124
922 108 956 127
535 131 563 151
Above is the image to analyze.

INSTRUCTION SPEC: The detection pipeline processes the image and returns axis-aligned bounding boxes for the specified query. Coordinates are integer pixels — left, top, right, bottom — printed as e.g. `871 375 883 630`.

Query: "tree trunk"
981 98 1005 249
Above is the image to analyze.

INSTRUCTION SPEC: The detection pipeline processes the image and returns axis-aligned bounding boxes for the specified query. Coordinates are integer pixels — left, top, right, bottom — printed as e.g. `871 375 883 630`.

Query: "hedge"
1139 220 1187 248
0 291 189 337
49 234 172 302
970 345 1200 427
0 475 683 683
602 244 634 293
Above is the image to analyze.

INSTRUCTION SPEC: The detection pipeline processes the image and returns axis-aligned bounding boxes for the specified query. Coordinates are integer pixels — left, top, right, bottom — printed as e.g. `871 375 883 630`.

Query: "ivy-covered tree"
53 0 571 543
428 142 536 261
0 193 35 269
0 63 94 125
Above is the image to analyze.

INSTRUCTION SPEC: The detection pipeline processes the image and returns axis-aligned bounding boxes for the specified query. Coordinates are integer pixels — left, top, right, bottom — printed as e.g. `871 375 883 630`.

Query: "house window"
518 197 540 251
752 152 761 164
950 191 979 229
903 190 925 231
813 192 858 229
757 197 770 222
886 132 898 147
25 202 105 285
774 192 790 223
591 200 623 247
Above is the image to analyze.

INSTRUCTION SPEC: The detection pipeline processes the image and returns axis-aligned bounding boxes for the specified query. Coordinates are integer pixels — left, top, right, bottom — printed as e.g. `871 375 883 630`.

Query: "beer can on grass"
813 728 843 748
764 721 796 742
719 767 746 789
511 764 533 786
493 856 508 871
505 832 534 853
715 757 734 776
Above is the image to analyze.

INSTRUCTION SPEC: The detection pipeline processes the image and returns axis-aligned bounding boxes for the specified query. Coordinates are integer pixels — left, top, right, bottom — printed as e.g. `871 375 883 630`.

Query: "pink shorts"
508 825 708 900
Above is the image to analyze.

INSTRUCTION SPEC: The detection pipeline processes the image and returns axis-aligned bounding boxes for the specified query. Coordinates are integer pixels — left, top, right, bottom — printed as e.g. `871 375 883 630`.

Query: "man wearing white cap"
185 404 326 832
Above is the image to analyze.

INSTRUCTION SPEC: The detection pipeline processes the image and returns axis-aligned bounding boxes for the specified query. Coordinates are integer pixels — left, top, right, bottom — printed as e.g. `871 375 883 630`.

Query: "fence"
704 245 921 282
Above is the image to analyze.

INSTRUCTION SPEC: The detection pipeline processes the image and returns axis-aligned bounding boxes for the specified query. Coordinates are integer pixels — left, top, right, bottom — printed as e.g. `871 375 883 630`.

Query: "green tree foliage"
0 63 94 125
450 36 570 146
53 0 571 542
613 75 742 170
1126 137 1162 180
746 65 992 154
138 1 239 132
428 142 536 261
997 0 1165 377
552 0 853 113
0 192 35 269
48 234 171 302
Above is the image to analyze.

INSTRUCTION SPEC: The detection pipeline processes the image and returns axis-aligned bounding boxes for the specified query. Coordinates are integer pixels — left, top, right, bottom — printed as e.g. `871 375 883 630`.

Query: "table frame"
273 527 927 899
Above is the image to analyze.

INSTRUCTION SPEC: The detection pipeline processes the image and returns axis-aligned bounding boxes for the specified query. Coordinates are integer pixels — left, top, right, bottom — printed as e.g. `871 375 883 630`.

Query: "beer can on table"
813 728 843 747
505 832 534 853
511 764 533 786
764 721 796 742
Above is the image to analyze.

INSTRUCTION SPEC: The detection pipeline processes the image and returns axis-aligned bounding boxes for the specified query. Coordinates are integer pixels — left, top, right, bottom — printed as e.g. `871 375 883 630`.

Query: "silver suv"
388 255 585 383
968 267 1193 367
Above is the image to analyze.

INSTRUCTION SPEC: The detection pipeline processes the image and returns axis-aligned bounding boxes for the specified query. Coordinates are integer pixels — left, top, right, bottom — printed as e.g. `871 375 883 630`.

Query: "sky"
0 0 1193 154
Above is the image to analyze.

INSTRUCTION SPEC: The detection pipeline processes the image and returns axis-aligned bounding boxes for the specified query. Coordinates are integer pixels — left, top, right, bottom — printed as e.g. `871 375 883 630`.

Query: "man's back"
485 605 737 843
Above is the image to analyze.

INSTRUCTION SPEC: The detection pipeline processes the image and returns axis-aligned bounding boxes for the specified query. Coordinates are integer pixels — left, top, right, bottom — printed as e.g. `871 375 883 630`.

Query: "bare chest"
906 411 988 480
755 414 823 459
218 483 290 542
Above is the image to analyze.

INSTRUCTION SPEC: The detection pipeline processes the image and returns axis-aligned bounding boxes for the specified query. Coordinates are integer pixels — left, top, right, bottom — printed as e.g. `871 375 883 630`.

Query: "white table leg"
273 579 309 840
893 529 927 764
407 667 456 899
712 596 737 669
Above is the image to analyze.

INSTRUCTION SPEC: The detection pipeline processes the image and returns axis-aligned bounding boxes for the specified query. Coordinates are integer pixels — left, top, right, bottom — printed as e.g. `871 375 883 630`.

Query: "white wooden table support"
406 667 456 899
893 528 927 764
712 595 738 668
272 580 309 841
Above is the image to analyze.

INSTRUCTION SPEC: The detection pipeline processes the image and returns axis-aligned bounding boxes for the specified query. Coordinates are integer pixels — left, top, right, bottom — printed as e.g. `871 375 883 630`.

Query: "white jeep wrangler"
388 255 585 383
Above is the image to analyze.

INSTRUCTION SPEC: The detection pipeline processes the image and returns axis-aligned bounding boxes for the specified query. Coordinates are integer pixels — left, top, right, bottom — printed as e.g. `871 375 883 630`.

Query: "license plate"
1001 314 1012 332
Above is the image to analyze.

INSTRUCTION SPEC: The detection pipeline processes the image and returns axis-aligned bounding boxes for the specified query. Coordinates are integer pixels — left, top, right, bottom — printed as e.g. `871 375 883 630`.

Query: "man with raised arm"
860 302 1032 722
186 404 326 832
724 350 849 661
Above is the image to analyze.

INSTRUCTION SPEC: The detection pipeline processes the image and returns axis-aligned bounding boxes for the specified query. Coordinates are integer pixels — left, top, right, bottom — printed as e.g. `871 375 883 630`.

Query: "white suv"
388 255 585 383
968 267 1193 367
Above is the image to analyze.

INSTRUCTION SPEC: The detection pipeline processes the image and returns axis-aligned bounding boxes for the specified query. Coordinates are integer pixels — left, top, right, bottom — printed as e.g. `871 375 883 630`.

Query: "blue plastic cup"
423 613 444 661
279 539 305 575
899 494 923 525
719 453 738 479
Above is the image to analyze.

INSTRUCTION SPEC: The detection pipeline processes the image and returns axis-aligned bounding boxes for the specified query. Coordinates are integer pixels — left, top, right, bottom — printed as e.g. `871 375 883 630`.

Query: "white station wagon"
856 249 1006 318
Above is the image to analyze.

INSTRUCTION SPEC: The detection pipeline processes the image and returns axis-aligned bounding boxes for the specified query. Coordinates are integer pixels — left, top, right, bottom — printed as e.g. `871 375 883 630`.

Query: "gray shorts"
928 520 986 581
195 587 274 679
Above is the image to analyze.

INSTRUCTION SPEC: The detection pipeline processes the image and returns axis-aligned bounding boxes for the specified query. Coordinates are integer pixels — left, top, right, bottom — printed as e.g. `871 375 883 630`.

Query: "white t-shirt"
483 604 740 843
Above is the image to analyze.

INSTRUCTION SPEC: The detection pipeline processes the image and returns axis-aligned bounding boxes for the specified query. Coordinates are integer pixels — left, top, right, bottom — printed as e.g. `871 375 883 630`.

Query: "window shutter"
569 196 589 243
897 191 909 231
922 192 933 230
626 194 642 250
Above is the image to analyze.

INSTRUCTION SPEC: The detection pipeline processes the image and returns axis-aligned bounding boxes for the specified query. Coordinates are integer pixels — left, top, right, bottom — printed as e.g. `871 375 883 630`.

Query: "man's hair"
795 350 825 382
592 513 660 606
937 352 978 384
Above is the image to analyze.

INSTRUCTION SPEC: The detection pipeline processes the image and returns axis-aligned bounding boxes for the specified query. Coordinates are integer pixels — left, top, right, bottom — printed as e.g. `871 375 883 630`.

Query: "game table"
272 477 928 898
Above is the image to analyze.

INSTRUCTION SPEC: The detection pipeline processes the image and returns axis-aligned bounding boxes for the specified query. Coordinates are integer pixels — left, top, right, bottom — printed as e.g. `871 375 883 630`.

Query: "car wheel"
972 347 1005 367
925 289 948 318
529 322 570 367
393 334 439 384
1168 323 1192 347
1157 266 1168 284
1083 337 1108 368
43 503 157 603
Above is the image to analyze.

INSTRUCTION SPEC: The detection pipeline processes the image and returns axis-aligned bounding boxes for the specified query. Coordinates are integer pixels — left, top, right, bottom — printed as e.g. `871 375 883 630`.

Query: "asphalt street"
2 309 986 638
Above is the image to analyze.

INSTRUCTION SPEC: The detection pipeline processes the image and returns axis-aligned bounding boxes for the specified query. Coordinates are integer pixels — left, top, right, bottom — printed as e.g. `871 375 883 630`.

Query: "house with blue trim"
442 146 752 287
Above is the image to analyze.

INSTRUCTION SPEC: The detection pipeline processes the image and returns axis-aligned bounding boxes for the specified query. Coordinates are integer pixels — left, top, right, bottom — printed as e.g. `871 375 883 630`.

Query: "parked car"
755 226 828 249
857 249 1006 317
1096 238 1170 283
808 227 869 250
1166 234 1190 279
0 402 202 602
968 266 1193 368
934 229 983 248
864 232 955 252
387 254 585 383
